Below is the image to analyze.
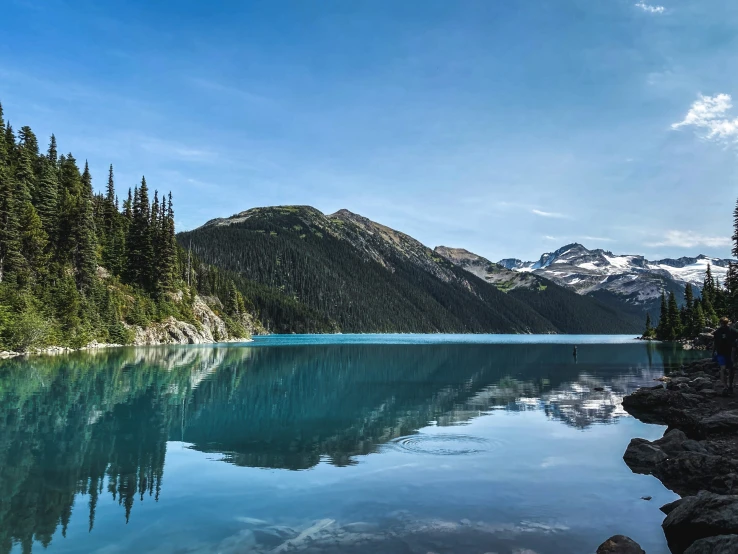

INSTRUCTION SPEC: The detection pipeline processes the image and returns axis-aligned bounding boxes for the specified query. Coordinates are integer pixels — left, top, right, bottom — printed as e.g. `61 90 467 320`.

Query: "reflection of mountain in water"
0 342 692 553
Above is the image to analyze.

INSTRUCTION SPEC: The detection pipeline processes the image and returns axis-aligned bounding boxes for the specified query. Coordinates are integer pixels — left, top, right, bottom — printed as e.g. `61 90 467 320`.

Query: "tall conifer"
667 292 682 340
75 161 97 290
47 134 58 165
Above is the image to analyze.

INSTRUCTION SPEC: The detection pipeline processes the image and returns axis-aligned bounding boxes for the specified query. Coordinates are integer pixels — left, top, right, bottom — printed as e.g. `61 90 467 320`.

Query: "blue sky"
2 0 738 262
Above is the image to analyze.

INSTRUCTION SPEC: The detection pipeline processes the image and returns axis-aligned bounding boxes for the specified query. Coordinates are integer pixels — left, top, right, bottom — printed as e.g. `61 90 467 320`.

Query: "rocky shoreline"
0 295 255 360
619 357 738 553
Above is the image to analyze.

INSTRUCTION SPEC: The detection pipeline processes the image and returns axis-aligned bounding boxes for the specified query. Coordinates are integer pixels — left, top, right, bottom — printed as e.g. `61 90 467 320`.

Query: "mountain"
433 246 643 333
498 243 733 314
178 206 642 334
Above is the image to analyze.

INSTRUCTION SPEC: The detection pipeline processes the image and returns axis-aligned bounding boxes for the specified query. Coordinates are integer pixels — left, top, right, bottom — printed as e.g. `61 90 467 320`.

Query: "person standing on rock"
712 317 738 395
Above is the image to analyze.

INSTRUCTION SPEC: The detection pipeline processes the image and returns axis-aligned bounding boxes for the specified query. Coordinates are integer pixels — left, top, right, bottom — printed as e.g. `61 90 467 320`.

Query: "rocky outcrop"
0 295 253 358
662 491 738 553
595 535 645 553
622 358 738 496
684 535 738 553
127 296 250 345
622 357 738 552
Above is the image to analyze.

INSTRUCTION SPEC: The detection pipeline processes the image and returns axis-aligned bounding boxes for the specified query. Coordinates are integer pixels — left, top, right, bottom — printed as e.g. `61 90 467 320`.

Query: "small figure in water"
573 346 578 359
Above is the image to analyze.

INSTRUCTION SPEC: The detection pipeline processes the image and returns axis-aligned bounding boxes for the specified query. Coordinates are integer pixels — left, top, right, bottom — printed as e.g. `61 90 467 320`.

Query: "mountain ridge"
180 206 643 334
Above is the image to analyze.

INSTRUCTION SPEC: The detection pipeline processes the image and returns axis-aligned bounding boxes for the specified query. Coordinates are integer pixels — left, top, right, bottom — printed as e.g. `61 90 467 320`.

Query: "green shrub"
6 310 52 352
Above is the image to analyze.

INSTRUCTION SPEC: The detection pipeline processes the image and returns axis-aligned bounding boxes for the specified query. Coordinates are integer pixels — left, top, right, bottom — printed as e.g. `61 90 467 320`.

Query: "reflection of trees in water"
0 342 698 553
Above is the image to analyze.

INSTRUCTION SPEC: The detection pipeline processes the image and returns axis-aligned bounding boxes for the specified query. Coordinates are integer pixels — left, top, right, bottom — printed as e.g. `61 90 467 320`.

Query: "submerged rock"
595 535 645 554
662 491 738 554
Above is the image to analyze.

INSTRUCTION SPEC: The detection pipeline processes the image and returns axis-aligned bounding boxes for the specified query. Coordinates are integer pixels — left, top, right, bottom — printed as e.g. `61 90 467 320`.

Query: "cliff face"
127 296 252 346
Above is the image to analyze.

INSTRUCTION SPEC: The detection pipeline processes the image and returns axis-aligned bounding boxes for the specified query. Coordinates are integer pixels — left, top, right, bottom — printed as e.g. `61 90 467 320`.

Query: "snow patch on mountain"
497 243 733 306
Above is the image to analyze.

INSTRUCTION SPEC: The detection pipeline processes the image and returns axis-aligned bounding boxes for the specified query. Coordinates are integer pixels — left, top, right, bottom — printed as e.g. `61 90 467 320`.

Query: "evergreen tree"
18 126 39 158
19 203 49 282
655 292 668 340
104 165 116 233
667 292 682 340
34 160 59 233
126 178 154 291
158 192 177 292
703 264 716 304
47 134 58 165
0 171 24 284
643 312 654 338
693 303 706 335
14 145 35 205
682 283 694 335
75 161 97 291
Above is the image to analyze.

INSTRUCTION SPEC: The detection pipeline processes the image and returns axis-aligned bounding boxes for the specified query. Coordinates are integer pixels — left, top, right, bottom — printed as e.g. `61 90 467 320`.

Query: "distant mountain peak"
497 242 734 305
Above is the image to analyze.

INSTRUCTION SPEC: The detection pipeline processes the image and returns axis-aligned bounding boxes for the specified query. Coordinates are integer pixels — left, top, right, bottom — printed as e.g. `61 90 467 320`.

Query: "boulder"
689 377 714 391
700 412 738 436
595 535 645 554
661 498 686 515
623 438 668 474
684 535 738 553
622 388 703 428
662 491 738 553
654 453 738 496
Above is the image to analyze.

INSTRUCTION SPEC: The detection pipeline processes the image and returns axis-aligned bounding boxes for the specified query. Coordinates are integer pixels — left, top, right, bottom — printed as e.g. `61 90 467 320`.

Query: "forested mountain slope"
0 102 253 352
178 206 642 334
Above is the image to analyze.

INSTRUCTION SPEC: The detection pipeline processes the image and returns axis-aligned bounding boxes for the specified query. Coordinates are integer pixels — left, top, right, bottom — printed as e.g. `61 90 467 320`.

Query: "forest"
0 103 250 351
645 203 738 341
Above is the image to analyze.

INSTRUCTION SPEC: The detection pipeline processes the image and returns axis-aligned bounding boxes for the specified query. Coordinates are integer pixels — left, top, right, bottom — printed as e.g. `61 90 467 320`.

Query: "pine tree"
0 170 24 284
34 160 59 233
704 264 716 304
18 126 39 158
159 192 177 292
47 134 58 165
667 292 682 340
655 291 668 340
4 124 15 166
682 283 694 335
693 303 706 335
75 161 97 291
126 178 154 290
14 145 35 205
643 312 654 338
104 165 116 233
19 202 49 281
0 103 6 166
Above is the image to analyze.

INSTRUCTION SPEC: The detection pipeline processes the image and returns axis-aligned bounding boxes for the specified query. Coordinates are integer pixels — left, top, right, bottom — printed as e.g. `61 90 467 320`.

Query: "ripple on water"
386 433 499 456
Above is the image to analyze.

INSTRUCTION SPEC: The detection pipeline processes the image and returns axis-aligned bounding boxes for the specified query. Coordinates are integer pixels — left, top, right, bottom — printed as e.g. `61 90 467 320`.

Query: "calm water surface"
0 335 702 554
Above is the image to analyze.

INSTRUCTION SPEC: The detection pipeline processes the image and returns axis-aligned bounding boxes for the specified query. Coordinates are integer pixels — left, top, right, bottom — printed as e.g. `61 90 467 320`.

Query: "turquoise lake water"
0 335 701 553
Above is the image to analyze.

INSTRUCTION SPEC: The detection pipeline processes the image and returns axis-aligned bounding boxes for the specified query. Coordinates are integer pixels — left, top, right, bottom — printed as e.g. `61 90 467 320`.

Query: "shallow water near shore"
0 335 702 554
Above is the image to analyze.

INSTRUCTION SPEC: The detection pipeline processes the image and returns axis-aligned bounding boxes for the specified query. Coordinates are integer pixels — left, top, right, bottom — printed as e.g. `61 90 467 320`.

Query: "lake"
0 335 701 554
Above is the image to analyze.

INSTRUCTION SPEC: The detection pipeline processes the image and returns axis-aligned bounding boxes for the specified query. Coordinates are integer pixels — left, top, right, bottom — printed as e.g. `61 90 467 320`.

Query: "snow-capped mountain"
498 243 733 307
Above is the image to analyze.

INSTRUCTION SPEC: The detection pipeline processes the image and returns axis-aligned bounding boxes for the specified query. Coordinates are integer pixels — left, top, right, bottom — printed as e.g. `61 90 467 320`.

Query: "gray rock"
623 438 668 474
701 412 738 436
689 377 713 391
654 453 738 496
661 498 686 515
595 535 645 554
662 491 738 553
684 534 738 553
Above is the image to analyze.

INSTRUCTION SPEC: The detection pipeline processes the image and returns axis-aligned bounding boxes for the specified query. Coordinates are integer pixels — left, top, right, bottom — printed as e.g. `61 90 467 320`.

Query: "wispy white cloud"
138 137 218 162
190 78 273 106
647 230 730 248
531 209 567 219
581 235 616 243
635 2 665 14
671 93 738 142
543 235 557 241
